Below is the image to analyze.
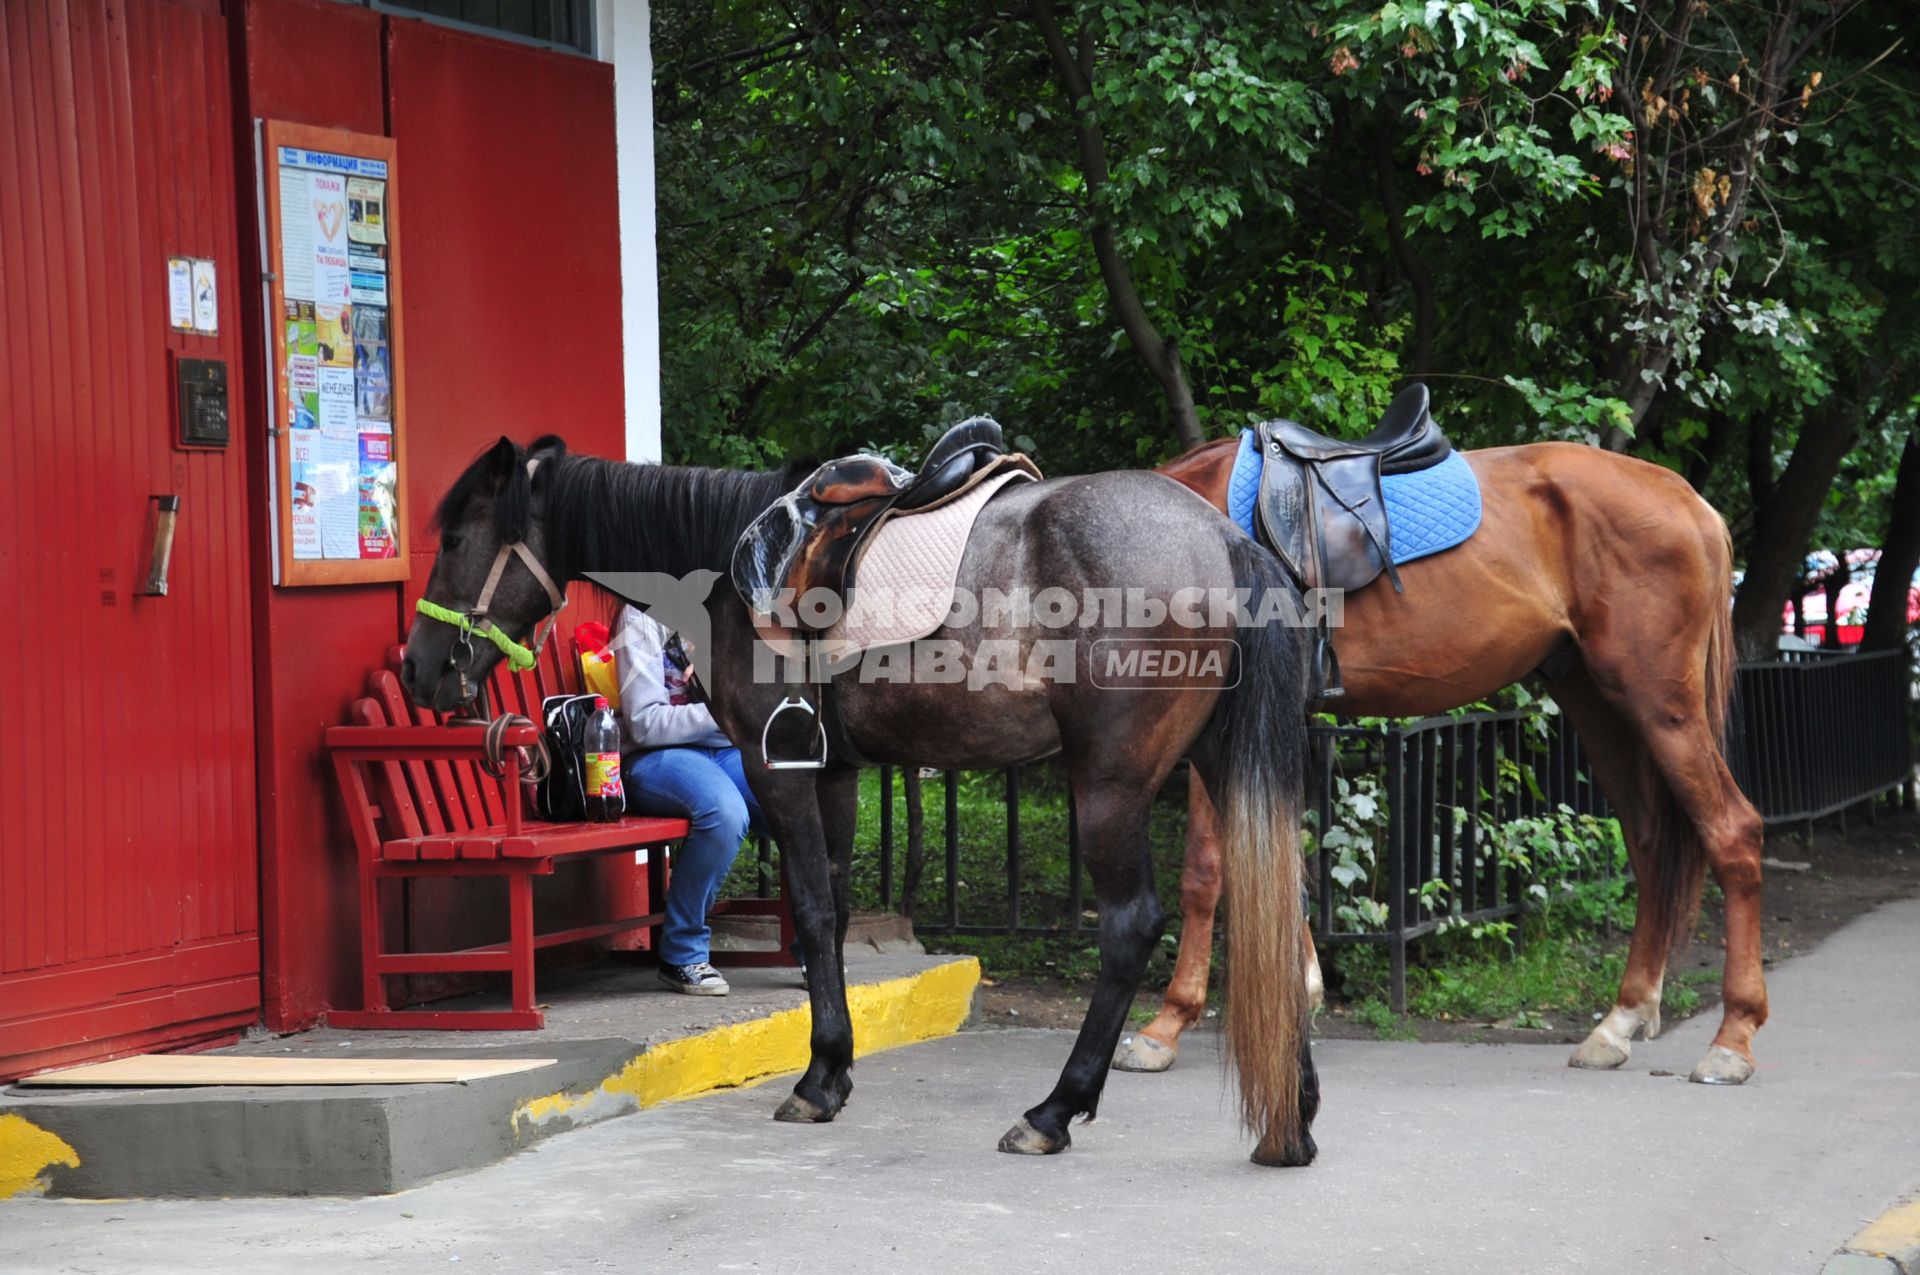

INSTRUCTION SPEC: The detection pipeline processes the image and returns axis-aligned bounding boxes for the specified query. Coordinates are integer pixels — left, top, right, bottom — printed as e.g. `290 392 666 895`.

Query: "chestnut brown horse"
1117 439 1766 1087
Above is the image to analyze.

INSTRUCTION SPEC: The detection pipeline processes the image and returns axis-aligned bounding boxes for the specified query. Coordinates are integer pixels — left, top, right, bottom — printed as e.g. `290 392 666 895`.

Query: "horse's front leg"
747 768 856 1123
812 765 862 1106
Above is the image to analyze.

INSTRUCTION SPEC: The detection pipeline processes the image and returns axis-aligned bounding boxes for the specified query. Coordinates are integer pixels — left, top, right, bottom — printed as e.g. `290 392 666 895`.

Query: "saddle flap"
1254 424 1394 595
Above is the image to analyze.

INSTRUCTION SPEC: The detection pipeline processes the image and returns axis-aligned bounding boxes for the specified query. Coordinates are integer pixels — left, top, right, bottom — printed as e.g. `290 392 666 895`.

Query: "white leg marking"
1569 983 1663 1071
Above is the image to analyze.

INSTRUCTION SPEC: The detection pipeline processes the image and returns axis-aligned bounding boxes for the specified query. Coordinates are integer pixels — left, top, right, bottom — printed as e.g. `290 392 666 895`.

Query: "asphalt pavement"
7 896 1920 1274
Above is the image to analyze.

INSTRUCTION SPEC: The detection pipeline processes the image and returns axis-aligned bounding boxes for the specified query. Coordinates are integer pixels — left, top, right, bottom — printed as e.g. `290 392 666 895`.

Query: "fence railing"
1303 708 1614 1009
1726 648 1914 826
866 652 1914 1005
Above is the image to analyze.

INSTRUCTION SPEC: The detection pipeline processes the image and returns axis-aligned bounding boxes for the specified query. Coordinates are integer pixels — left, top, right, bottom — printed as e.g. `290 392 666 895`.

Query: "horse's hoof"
1251 1131 1317 1168
1568 1030 1630 1071
1111 1033 1177 1073
1688 1045 1754 1086
773 1092 835 1123
997 1117 1069 1155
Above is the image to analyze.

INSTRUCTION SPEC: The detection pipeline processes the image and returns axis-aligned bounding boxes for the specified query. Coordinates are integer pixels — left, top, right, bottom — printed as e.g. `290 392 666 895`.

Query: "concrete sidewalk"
5 897 1920 1273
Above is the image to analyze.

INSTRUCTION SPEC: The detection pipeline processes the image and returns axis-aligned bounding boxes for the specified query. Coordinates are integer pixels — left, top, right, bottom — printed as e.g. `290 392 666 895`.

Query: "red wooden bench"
325 638 793 1030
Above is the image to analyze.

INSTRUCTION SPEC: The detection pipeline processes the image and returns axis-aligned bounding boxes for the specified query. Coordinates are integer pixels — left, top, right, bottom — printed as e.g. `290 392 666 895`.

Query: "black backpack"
532 693 601 822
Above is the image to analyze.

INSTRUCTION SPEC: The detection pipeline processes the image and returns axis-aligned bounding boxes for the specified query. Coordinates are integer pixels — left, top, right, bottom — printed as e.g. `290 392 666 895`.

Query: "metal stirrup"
761 694 829 770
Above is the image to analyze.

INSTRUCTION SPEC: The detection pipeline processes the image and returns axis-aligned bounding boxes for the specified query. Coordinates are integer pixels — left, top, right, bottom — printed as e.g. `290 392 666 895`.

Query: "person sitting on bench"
609 605 764 996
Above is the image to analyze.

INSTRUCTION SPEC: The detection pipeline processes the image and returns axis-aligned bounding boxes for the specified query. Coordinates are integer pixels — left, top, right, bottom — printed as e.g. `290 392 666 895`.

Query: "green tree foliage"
653 2 1918 646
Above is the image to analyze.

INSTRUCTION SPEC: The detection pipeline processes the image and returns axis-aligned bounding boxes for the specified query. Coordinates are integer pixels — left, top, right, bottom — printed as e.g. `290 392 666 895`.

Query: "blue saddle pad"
1225 430 1482 566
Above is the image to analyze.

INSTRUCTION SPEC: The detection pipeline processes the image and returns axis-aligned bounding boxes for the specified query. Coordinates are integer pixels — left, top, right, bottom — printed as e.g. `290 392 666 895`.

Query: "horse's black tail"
1202 535 1314 1166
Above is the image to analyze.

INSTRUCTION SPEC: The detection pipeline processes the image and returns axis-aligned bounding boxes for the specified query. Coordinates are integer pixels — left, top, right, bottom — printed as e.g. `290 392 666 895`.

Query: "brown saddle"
731 417 1038 637
1252 382 1452 697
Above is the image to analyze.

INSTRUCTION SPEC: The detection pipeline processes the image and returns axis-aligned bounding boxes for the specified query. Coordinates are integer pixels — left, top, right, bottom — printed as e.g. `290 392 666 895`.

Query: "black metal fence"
868 652 1914 1005
1726 648 1914 827
1302 709 1615 1009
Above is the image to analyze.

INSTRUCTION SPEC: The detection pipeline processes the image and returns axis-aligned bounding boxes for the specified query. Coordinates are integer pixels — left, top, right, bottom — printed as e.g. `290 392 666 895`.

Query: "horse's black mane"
543 452 794 579
434 436 802 579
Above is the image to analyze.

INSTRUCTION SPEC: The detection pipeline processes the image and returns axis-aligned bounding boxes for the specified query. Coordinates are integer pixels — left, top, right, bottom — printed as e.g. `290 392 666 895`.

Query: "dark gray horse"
400 435 1319 1165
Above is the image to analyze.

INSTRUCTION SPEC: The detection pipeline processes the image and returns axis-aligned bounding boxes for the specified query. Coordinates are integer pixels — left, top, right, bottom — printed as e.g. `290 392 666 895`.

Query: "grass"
718 756 1651 1035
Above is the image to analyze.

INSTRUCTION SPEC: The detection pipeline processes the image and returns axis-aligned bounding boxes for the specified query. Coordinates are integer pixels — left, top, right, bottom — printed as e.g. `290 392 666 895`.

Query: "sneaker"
657 961 729 996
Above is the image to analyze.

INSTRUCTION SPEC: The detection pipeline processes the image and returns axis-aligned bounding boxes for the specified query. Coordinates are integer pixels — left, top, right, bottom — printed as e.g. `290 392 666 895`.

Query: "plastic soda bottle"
583 696 624 822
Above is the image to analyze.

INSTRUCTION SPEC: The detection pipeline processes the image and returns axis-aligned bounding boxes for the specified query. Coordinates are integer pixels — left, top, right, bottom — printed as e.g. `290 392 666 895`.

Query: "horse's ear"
489 436 533 544
527 435 567 497
485 436 520 491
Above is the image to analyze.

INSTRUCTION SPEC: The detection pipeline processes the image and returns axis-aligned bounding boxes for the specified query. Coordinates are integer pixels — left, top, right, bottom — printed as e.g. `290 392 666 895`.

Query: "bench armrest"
324 723 543 759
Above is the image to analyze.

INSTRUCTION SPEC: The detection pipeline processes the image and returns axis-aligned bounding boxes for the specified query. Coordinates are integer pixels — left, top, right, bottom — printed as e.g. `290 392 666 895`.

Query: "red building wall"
0 0 627 1069
234 0 627 1031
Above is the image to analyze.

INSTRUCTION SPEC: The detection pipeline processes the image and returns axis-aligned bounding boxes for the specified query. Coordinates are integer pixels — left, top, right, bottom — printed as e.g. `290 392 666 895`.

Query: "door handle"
144 495 180 596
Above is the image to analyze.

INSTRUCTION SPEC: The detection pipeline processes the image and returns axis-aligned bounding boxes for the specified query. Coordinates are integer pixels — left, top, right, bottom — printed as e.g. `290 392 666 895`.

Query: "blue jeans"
625 745 763 968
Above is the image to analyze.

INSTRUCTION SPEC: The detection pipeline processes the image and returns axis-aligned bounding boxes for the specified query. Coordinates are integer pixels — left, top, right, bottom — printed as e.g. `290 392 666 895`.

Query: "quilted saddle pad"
1226 430 1482 567
822 468 1035 654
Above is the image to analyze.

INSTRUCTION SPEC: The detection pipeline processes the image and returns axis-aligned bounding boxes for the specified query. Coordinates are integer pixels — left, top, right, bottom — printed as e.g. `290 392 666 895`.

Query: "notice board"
259 120 408 586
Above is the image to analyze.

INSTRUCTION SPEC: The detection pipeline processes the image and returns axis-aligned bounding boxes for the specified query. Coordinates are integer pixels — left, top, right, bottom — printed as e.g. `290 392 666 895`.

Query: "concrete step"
0 952 978 1200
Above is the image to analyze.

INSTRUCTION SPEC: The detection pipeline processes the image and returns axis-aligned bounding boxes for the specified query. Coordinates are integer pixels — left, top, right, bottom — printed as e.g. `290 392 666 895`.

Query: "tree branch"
1031 0 1203 451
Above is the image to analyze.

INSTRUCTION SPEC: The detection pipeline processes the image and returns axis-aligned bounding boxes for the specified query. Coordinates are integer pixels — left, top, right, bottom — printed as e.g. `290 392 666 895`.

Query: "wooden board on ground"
19 1055 558 1087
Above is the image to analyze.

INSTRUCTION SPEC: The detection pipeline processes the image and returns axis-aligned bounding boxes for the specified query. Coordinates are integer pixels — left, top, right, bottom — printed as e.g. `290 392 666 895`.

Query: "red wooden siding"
0 0 260 1076
0 0 629 1059
237 0 629 1029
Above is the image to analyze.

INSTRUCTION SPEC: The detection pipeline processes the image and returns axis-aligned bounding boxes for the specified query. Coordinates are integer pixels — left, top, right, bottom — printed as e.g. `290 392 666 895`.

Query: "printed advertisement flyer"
352 306 393 427
358 433 399 558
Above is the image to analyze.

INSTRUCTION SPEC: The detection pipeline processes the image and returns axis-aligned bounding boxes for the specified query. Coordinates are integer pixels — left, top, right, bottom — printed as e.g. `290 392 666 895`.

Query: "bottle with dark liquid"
582 695 624 822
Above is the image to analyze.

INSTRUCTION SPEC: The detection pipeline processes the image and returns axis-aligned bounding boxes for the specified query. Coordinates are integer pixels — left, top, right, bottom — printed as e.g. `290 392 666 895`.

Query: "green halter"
415 539 568 688
414 597 539 672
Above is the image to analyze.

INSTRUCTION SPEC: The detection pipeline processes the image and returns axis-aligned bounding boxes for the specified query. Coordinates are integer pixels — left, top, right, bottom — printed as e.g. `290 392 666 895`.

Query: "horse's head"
402 434 569 711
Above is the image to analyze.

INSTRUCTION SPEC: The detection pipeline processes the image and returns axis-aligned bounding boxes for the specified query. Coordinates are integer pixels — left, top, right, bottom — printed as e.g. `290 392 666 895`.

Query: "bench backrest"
341 618 604 850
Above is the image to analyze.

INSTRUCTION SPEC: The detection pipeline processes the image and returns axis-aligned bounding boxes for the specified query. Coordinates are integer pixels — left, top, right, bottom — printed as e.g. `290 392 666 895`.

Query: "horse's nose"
400 653 418 692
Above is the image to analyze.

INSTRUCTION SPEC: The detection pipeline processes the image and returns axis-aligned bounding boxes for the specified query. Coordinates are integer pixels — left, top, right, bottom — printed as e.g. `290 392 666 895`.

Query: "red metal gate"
0 0 261 1076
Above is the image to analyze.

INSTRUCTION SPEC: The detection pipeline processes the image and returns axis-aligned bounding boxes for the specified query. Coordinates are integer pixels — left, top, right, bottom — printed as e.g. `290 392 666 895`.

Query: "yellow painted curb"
1844 1198 1920 1272
513 957 979 1138
0 1113 80 1200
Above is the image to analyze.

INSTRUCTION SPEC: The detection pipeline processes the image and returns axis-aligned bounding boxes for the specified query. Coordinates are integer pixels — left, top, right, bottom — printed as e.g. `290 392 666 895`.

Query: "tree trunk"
1863 424 1920 652
1373 120 1435 378
1032 0 1204 452
1731 400 1862 660
1822 558 1850 647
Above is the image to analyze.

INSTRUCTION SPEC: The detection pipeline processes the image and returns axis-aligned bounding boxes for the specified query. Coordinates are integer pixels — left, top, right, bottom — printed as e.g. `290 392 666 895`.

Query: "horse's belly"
1326 565 1566 716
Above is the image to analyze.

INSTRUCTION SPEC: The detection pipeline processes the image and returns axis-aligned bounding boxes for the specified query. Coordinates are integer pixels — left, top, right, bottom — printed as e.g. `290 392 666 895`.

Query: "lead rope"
446 677 554 784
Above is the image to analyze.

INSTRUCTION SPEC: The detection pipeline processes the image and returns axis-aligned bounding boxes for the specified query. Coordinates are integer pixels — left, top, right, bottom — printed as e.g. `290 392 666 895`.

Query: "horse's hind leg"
1001 779 1164 1155
1113 768 1221 1073
1567 656 1768 1084
1631 718 1767 1084
1554 668 1671 1070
